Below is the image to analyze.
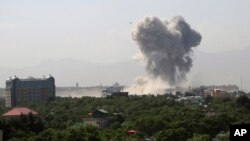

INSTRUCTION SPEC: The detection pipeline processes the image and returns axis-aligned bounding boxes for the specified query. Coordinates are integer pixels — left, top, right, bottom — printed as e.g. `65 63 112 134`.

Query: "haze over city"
2 1 250 141
1 0 250 91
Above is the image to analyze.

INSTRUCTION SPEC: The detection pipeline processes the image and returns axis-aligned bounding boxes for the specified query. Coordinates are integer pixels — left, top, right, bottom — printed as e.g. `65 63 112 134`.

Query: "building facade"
83 108 110 129
5 76 55 107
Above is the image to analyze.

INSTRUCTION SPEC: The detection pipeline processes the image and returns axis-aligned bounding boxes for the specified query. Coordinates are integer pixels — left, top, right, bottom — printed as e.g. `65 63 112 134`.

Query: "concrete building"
4 75 55 107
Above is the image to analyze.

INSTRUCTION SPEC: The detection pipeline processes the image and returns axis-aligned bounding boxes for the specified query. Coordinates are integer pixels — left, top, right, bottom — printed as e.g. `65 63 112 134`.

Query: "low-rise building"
210 89 230 98
176 96 204 104
83 108 110 129
204 88 234 98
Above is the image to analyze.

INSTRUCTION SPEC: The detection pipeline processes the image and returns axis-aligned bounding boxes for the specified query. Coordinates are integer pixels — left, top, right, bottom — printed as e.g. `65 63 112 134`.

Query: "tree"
236 95 250 109
187 134 212 141
135 116 165 136
155 128 189 141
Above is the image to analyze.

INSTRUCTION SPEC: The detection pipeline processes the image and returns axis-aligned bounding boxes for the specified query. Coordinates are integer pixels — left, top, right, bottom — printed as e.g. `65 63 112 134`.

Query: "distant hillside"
0 48 250 91
189 48 250 91
0 59 145 87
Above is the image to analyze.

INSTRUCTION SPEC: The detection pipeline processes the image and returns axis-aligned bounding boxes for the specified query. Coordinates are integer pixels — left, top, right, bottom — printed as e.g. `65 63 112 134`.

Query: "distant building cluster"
202 85 240 98
1 73 243 108
165 84 239 96
202 85 239 93
176 96 204 104
4 75 55 107
167 84 242 104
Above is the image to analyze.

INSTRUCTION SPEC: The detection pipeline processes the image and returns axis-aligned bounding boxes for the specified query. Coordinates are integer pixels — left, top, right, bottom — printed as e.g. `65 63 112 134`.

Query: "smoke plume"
125 76 168 94
132 16 202 86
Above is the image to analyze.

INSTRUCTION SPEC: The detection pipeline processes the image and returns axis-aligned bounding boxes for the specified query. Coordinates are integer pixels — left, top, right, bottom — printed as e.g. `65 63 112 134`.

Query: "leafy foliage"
0 95 249 140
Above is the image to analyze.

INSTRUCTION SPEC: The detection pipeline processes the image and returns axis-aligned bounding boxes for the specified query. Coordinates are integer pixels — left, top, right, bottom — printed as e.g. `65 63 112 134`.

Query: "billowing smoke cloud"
132 16 202 86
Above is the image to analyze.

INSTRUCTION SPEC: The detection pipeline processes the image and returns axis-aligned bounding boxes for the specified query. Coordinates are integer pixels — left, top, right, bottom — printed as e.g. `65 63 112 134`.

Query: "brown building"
210 89 230 98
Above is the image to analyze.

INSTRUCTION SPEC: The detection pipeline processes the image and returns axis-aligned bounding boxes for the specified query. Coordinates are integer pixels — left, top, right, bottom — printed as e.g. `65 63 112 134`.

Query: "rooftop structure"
91 108 109 118
2 107 38 117
84 108 110 129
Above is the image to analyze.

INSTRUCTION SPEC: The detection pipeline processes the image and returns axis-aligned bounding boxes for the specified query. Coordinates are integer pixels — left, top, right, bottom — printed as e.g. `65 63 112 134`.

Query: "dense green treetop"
1 94 250 141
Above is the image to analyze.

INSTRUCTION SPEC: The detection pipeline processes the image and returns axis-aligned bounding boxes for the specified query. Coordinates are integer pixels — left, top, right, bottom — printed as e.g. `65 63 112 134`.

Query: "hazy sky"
1 0 250 68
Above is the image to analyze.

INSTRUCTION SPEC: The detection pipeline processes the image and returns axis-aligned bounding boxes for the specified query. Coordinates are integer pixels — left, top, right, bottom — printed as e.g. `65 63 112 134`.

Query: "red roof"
128 130 137 133
2 107 38 117
127 130 137 136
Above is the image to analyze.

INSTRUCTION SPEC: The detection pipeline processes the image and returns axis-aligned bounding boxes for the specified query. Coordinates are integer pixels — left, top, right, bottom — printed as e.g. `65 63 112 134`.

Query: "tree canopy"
1 94 250 141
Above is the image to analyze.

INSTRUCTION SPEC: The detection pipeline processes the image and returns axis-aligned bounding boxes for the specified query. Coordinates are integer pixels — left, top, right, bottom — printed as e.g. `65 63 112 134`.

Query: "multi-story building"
4 75 55 107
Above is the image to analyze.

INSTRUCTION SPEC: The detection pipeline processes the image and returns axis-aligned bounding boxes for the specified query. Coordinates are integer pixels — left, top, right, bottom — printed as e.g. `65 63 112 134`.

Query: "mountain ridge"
0 48 250 90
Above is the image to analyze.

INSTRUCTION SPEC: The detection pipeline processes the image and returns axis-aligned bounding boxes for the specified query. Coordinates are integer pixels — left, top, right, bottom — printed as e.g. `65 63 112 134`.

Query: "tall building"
4 75 55 107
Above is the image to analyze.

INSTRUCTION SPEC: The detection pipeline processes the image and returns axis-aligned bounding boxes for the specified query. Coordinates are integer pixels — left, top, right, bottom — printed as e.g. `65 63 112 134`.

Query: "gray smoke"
132 16 202 86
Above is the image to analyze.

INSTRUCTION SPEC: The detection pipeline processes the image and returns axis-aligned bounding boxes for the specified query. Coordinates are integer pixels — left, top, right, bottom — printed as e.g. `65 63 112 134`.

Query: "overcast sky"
1 0 250 67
